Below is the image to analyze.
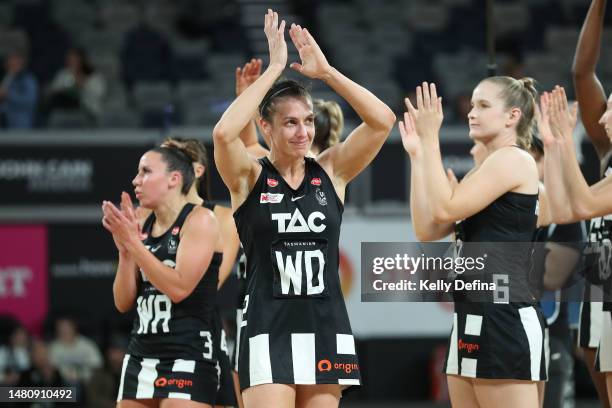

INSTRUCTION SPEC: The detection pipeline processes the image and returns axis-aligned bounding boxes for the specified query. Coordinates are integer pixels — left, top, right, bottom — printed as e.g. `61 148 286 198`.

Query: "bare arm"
409 154 454 240
214 205 241 288
572 0 609 158
213 10 286 207
112 252 139 313
316 68 396 184
104 204 220 303
287 25 395 188
538 94 576 223
236 58 270 159
104 193 141 312
400 111 453 240
543 242 581 291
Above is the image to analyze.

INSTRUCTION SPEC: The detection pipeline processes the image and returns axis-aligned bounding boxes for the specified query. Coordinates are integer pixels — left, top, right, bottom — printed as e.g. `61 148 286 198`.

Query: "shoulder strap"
141 212 156 235
202 201 216 211
175 203 196 229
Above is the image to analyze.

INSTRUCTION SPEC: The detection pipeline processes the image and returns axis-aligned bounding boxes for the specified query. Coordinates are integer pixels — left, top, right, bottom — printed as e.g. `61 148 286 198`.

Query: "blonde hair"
313 99 344 152
481 76 538 150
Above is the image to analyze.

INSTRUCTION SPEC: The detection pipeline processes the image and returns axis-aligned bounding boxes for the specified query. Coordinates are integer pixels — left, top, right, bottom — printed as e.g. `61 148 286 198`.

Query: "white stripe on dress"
116 353 131 401
598 311 612 371
445 313 459 375
168 392 191 400
590 301 603 348
291 333 316 384
136 358 160 398
518 306 543 381
336 334 356 355
464 314 483 336
249 334 273 386
338 379 360 385
235 309 243 372
172 359 196 373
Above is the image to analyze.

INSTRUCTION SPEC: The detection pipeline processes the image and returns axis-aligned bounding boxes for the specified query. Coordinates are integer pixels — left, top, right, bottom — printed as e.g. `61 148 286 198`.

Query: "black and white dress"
234 157 360 390
202 201 237 406
117 203 220 403
444 192 547 381
579 154 612 351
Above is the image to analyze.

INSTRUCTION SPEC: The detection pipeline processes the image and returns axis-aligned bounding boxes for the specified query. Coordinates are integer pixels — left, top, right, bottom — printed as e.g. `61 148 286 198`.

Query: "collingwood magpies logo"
315 188 327 206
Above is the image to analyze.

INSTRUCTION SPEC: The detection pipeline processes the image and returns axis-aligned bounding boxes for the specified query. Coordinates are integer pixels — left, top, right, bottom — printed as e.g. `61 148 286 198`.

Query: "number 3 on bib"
271 239 329 298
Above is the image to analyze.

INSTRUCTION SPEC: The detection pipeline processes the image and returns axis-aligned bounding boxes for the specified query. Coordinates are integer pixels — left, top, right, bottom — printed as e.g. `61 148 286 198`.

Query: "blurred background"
0 0 611 406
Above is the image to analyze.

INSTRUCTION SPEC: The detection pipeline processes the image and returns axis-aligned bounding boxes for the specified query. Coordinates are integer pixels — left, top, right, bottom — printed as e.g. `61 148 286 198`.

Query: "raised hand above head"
288 24 332 79
404 82 444 141
263 9 287 69
236 58 263 96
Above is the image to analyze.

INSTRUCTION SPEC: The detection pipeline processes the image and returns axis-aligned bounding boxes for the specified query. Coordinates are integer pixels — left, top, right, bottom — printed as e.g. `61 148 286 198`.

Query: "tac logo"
271 209 326 233
267 178 279 187
260 193 284 204
311 177 321 186
458 339 479 354
154 377 193 389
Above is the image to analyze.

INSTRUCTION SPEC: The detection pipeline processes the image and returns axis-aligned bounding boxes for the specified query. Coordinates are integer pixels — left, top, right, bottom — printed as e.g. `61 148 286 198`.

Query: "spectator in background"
45 47 106 124
0 325 31 385
0 49 38 128
18 339 65 388
121 22 174 89
48 318 102 385
86 334 128 408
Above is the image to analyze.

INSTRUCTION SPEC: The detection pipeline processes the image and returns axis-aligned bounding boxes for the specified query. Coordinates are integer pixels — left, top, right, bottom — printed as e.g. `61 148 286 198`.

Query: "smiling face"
132 151 179 208
468 80 521 143
599 93 612 141
262 96 315 159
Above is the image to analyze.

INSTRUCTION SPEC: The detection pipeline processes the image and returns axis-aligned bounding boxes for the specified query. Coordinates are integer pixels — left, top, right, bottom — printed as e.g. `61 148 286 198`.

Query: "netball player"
102 146 221 407
213 9 395 407
539 85 612 406
401 79 545 407
572 1 611 404
160 137 239 408
231 56 345 408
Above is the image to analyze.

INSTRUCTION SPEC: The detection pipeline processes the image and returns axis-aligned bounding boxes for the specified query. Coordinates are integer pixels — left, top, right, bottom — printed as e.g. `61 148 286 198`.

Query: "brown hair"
161 137 211 200
259 79 312 123
481 76 538 150
313 99 343 152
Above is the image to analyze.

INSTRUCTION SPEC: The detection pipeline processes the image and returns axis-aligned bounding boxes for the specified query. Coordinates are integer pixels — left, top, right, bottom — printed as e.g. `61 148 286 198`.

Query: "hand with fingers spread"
548 86 578 144
398 110 422 157
235 58 263 96
263 9 287 69
404 82 444 141
288 24 332 79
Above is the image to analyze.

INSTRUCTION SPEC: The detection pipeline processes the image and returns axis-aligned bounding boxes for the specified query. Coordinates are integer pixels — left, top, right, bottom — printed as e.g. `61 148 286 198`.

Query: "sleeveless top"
128 203 221 362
